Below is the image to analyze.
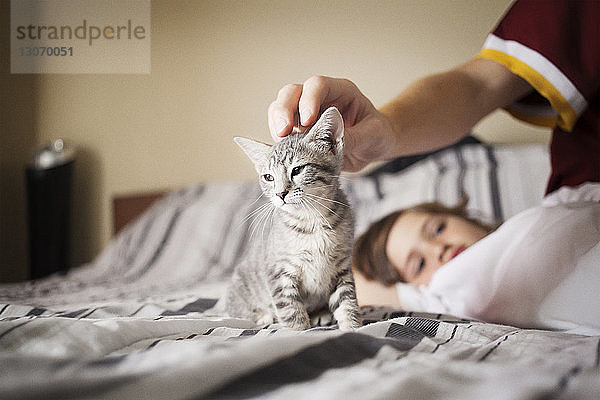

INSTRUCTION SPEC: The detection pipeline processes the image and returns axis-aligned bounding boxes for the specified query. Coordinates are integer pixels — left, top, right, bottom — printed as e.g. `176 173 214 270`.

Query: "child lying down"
353 182 600 335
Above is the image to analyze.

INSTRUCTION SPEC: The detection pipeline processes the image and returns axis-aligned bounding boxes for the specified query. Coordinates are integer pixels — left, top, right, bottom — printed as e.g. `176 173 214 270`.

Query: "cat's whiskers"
333 174 354 182
302 197 333 229
248 202 275 241
309 184 336 192
305 192 349 208
299 198 319 229
255 208 274 245
299 199 314 223
261 205 276 243
237 193 267 226
238 201 272 231
248 209 267 241
311 183 336 187
247 191 266 207
243 201 270 221
304 195 343 220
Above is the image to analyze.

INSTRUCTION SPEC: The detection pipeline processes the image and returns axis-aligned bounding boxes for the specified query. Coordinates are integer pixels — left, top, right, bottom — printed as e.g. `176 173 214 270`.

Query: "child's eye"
262 174 274 182
435 221 446 236
416 258 425 275
291 165 305 177
408 257 425 279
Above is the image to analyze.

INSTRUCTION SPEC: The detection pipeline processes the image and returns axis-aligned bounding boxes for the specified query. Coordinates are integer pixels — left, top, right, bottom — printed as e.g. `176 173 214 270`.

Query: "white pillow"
347 141 550 236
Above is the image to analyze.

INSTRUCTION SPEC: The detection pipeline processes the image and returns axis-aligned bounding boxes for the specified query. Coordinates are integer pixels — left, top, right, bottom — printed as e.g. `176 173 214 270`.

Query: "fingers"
297 75 330 127
268 84 302 141
268 76 338 141
267 75 384 172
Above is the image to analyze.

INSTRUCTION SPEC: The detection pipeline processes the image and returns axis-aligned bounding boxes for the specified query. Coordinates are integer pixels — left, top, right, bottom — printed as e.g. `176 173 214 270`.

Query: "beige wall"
1 0 550 282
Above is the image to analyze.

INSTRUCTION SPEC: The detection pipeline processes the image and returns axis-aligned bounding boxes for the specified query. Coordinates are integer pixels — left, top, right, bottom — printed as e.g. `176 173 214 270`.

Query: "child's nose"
424 241 450 264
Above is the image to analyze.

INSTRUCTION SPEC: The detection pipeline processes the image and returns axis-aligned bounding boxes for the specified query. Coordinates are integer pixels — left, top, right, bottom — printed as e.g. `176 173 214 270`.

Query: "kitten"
214 107 361 331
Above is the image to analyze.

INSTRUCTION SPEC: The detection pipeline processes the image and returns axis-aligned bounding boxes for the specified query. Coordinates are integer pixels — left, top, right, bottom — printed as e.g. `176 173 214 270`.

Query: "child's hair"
352 197 496 285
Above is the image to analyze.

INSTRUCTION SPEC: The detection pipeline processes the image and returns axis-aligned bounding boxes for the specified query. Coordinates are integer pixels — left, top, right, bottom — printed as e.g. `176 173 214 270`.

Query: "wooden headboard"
112 191 166 235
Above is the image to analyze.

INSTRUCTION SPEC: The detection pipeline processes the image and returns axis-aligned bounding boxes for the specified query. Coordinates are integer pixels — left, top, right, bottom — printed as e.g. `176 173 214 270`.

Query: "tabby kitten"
214 107 361 331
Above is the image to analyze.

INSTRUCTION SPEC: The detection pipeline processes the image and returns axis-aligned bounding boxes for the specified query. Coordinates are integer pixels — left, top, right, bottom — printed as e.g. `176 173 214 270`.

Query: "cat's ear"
233 136 271 172
304 106 344 155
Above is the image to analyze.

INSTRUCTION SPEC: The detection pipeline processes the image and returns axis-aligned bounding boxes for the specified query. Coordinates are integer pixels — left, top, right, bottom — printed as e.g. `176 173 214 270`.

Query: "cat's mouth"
274 198 300 208
273 191 304 208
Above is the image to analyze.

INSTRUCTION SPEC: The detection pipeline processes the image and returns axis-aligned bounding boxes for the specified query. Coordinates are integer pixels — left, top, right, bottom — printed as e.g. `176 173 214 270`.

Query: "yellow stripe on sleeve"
478 48 577 131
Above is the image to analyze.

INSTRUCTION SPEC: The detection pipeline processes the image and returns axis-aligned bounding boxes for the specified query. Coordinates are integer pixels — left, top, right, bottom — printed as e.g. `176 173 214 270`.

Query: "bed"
1 137 599 399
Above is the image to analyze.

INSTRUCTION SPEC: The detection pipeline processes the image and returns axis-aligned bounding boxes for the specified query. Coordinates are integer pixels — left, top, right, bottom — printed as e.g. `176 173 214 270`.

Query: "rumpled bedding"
1 308 599 400
2 140 598 399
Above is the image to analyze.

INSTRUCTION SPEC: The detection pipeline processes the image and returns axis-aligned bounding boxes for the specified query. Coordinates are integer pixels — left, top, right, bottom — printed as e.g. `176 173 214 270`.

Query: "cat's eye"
291 165 305 177
262 174 274 182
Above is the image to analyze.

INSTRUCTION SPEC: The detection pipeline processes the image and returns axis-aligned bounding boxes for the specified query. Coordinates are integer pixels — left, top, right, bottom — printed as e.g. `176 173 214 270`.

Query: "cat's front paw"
333 305 362 331
278 308 311 330
255 311 275 326
336 315 362 331
284 319 311 330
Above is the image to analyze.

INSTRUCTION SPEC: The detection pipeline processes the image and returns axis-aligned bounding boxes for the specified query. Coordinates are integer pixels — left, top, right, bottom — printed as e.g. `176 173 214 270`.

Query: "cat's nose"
276 190 288 200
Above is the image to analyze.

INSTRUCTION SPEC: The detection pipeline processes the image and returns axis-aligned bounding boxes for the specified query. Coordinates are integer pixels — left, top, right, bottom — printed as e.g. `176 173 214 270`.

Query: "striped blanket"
2 139 598 399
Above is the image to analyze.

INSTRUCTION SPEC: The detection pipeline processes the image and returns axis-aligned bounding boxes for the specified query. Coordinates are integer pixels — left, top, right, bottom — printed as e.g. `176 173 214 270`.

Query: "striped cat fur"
212 107 361 330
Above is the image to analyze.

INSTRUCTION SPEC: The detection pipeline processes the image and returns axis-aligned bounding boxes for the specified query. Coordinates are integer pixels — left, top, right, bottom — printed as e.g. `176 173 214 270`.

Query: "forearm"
353 270 401 307
379 58 532 156
379 71 483 155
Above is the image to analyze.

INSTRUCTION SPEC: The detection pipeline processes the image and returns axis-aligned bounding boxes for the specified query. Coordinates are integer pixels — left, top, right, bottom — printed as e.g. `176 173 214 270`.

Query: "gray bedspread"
2 142 597 399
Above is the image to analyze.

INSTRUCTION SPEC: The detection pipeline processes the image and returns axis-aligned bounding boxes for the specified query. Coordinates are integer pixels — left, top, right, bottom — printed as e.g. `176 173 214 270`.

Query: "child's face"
385 212 489 286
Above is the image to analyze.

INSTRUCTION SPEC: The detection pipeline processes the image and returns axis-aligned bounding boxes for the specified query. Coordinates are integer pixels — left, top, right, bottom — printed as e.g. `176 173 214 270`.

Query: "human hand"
268 76 398 172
